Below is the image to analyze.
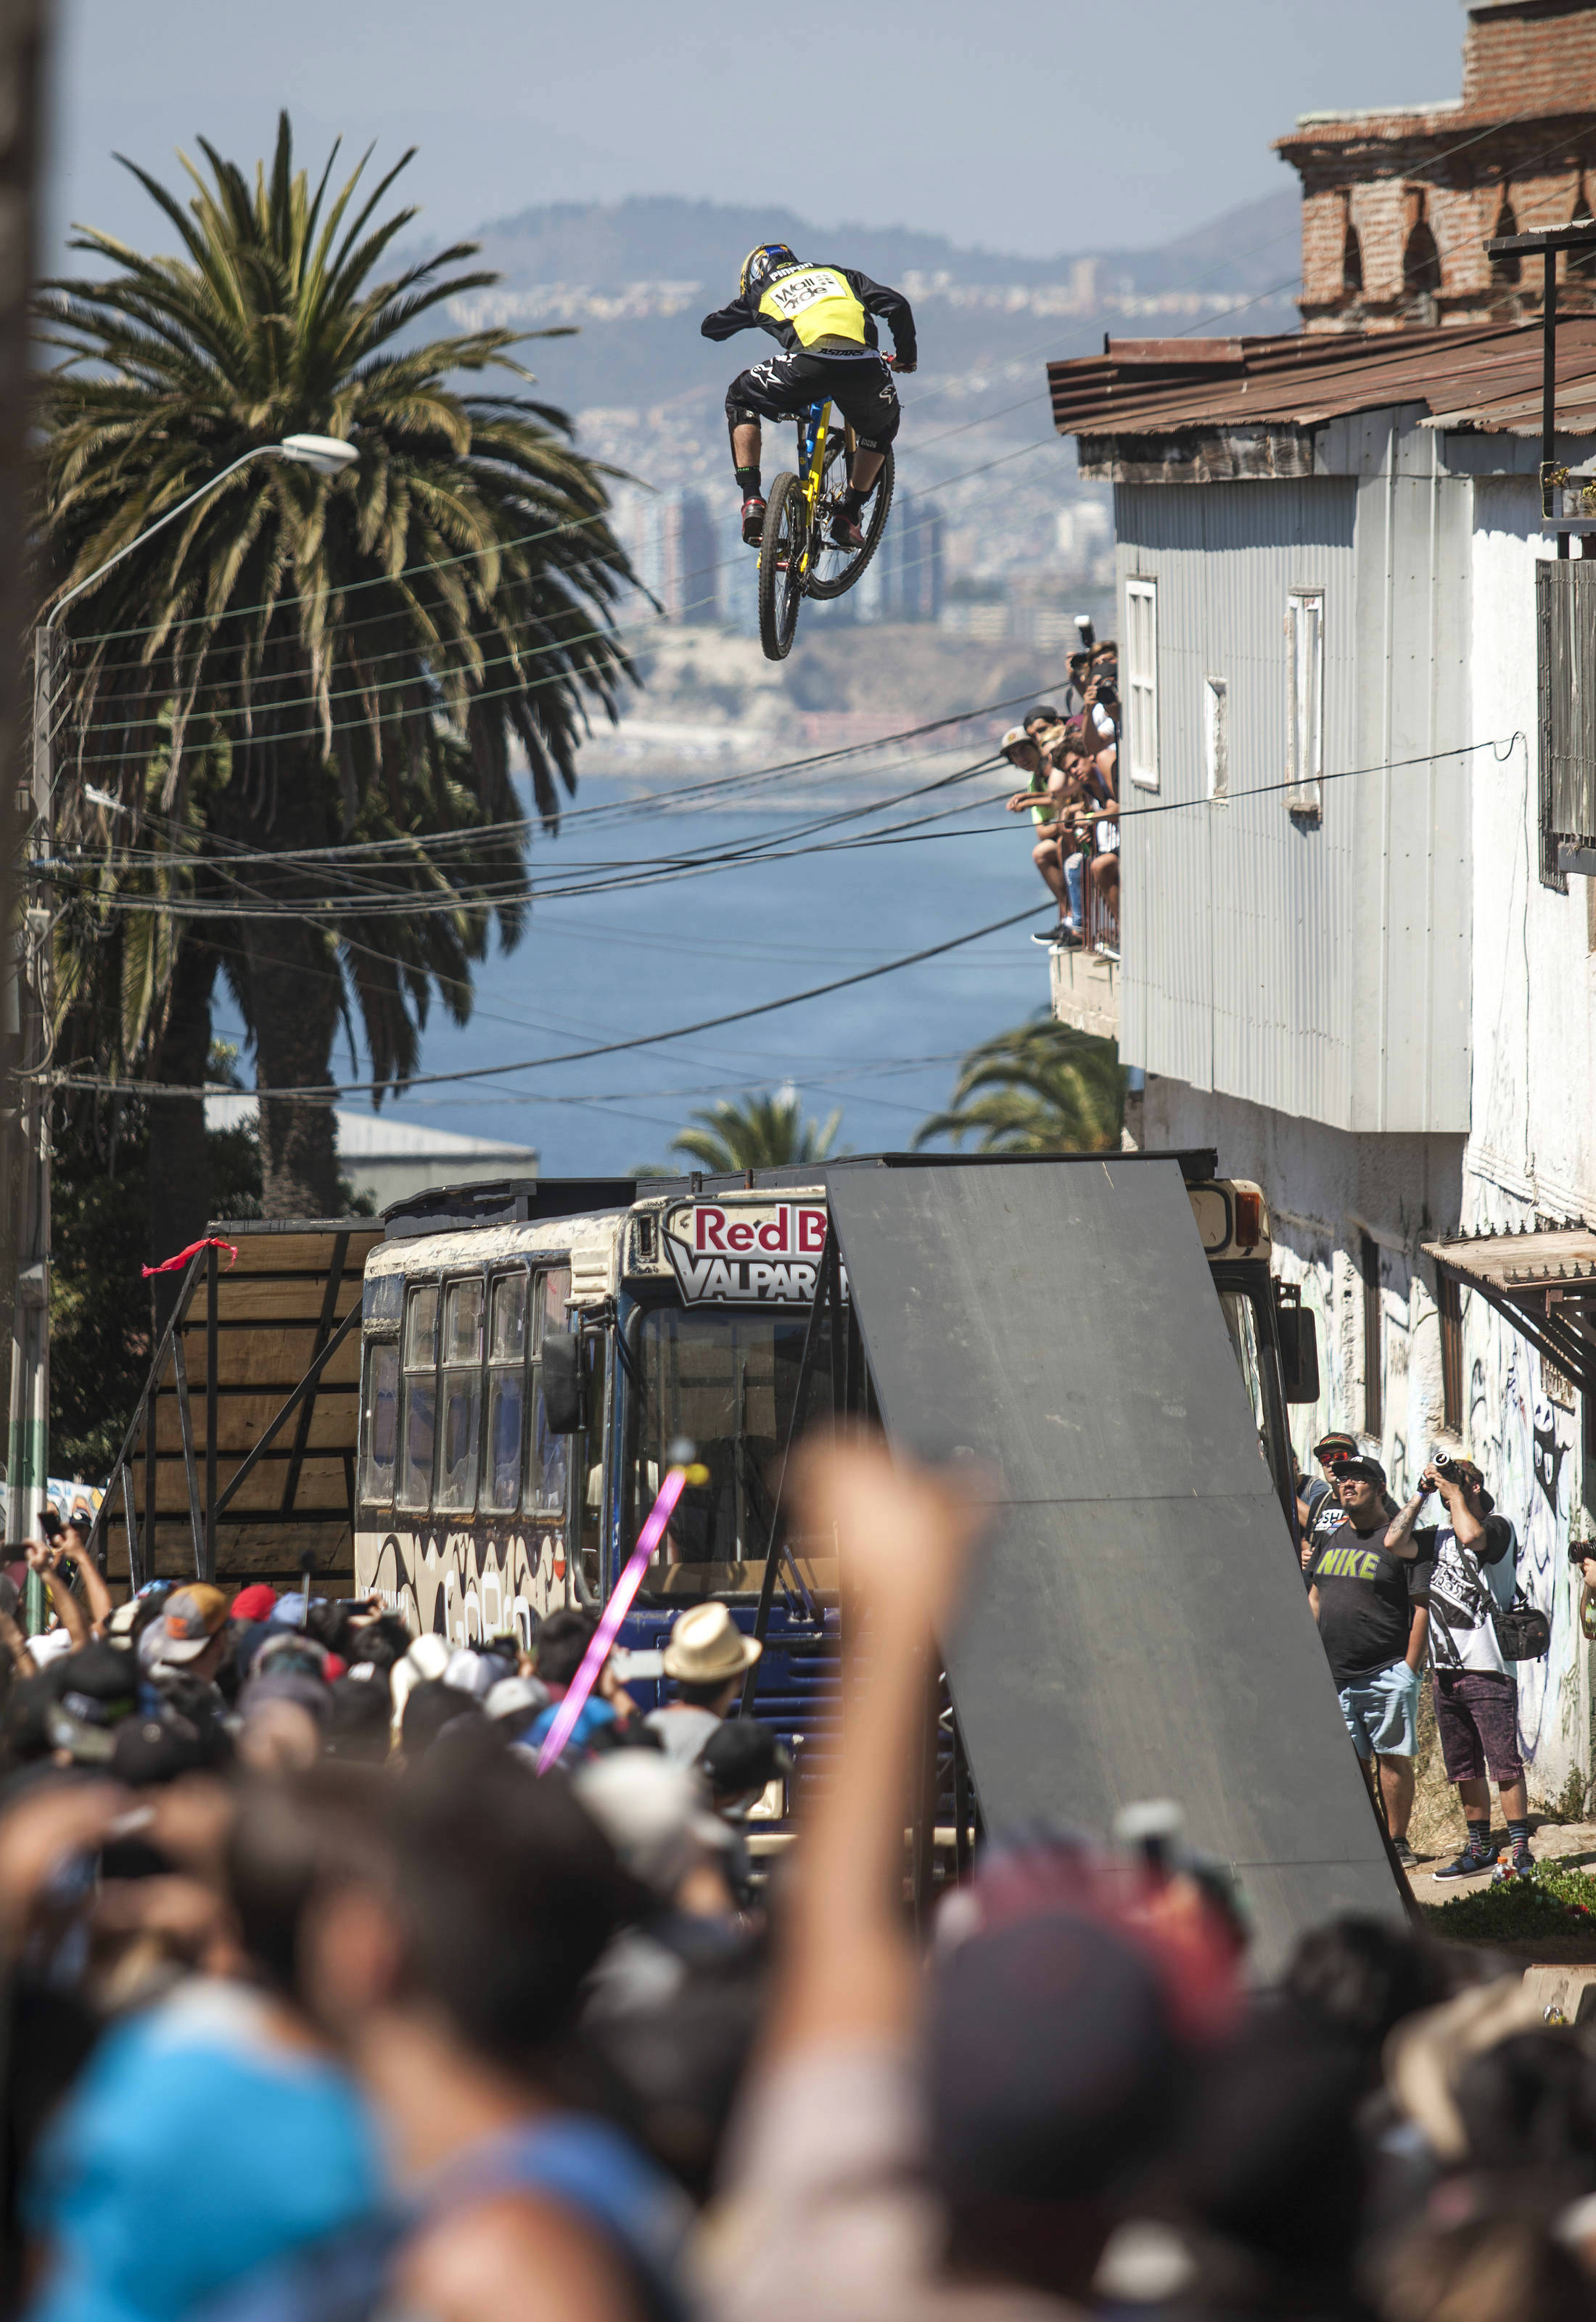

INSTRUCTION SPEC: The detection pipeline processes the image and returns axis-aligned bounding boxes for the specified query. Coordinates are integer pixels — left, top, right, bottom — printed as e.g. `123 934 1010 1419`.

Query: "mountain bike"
757 383 897 662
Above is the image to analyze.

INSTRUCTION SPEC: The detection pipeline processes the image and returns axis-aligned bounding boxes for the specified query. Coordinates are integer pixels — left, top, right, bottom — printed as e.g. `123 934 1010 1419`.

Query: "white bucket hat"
661 1601 761 1685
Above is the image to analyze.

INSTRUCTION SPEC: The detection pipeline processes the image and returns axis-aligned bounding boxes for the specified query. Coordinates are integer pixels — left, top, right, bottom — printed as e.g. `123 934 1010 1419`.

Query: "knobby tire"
805 442 894 602
758 472 805 662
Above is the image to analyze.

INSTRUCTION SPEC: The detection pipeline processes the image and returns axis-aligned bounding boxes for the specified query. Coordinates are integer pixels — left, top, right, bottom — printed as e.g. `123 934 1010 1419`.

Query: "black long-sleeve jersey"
701 262 917 366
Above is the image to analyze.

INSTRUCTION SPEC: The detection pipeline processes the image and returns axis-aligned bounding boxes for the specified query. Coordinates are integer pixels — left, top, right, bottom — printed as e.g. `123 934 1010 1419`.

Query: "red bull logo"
663 1201 834 1303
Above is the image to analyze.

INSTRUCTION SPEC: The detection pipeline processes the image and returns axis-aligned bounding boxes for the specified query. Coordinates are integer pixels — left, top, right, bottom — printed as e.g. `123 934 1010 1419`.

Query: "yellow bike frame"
794 400 833 580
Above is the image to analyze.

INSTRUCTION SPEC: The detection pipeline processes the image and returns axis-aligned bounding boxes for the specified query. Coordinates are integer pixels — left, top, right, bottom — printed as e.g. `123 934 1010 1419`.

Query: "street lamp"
8 434 359 1598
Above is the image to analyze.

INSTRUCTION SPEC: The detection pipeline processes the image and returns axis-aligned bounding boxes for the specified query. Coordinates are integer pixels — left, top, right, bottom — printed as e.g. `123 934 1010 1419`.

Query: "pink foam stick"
536 1464 691 1773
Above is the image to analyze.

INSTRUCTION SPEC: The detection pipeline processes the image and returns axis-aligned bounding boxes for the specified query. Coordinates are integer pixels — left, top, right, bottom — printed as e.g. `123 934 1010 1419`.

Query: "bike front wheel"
805 441 894 601
757 472 806 662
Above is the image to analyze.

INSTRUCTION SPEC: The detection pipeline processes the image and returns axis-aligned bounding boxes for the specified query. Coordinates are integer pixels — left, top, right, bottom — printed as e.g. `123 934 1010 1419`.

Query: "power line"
52 895 1054 1102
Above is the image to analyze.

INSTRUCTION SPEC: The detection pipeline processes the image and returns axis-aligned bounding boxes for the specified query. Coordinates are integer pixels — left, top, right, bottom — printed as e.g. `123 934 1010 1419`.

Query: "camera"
37 1506 62 1541
1569 1538 1596 1570
1074 613 1095 650
1418 1448 1461 1498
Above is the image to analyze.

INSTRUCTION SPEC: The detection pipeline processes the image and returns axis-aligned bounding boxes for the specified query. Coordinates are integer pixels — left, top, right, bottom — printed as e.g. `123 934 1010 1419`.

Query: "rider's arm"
841 270 916 367
701 294 755 341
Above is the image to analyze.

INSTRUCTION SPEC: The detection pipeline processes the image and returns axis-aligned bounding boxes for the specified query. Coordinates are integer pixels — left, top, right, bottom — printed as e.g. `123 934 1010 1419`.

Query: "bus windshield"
624 1302 834 1591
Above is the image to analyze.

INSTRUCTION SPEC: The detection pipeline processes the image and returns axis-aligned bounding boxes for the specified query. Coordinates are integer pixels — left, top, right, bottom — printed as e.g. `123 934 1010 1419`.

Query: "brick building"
1279 0 1596 332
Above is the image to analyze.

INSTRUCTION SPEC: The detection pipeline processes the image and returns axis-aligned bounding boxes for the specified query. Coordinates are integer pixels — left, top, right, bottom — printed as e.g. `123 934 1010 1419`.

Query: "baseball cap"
1000 725 1032 754
230 1583 279 1623
153 1583 231 1666
1336 1456 1386 1488
1313 1432 1360 1464
1452 1457 1495 1512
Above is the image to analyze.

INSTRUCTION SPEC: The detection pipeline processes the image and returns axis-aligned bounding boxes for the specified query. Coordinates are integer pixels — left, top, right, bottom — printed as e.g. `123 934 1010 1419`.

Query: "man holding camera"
1306 1457 1430 1871
1386 1457 1530 1880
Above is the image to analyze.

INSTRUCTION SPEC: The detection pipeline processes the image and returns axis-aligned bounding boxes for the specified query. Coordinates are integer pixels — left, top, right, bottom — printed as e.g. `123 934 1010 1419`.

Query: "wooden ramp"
87 1220 379 1595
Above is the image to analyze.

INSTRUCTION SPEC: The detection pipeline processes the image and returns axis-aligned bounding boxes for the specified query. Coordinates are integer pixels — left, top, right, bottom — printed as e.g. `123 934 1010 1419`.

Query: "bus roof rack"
384 1151 1227 1235
382 1176 638 1237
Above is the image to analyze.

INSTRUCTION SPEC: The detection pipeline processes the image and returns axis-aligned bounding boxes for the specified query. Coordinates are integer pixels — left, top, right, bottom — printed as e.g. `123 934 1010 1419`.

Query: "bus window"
625 1304 833 1578
484 1271 528 1514
359 1340 398 1506
398 1282 439 1509
527 1268 572 1514
436 1277 485 1513
1217 1289 1269 1459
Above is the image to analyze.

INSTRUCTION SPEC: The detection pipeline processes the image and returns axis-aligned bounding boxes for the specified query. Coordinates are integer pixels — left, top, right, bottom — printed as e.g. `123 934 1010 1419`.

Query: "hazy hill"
454 189 1302 416
468 187 1300 297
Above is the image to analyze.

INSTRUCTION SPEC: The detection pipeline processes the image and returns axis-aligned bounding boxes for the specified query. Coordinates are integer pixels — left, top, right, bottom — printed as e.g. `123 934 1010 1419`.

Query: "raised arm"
767 1436 984 2064
1385 1486 1428 1558
842 271 917 369
701 294 755 342
27 1538 89 1649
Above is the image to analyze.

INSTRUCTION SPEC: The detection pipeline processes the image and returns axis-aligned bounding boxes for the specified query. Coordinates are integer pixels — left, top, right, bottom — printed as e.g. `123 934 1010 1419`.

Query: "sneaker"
741 496 766 546
829 508 866 551
1509 1838 1536 1876
1433 1840 1499 1882
1391 1837 1417 1871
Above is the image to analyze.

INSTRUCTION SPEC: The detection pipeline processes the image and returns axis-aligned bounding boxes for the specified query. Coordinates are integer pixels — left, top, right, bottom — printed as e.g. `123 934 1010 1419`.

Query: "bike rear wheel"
805 439 894 601
757 472 805 662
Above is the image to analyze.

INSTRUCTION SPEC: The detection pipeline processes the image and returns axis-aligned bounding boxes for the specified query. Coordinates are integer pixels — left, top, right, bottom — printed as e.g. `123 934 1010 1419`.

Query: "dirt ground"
1399 1682 1596 1958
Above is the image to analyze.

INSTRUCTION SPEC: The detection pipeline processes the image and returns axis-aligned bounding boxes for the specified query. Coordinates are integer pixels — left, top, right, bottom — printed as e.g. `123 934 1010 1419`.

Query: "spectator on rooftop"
1001 724 1078 949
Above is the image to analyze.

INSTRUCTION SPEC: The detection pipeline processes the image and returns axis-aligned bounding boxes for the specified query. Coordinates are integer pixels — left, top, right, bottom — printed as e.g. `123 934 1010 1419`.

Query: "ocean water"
220 750 1060 1177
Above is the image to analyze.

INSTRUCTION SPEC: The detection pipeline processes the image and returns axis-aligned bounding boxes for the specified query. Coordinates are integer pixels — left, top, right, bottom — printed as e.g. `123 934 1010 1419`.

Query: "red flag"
141 1235 239 1280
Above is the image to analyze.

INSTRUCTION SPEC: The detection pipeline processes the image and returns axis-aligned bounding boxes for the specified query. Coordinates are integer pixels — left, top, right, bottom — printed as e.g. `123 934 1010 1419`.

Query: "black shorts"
727 348 900 451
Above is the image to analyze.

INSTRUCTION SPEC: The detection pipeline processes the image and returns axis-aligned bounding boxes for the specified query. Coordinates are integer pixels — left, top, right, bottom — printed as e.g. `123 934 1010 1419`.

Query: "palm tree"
36 115 636 1234
914 1016 1124 1154
663 1088 845 1174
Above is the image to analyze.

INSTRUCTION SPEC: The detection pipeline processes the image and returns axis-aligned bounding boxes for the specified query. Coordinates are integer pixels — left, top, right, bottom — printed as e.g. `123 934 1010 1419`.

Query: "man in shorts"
703 242 916 548
1306 1456 1431 1871
1386 1456 1531 1879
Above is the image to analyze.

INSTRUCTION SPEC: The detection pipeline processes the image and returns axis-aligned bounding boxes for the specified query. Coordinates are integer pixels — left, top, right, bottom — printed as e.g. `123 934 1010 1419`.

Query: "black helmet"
741 242 797 298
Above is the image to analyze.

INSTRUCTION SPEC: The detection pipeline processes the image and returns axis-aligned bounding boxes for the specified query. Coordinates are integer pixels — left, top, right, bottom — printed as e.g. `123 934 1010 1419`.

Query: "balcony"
1049 848 1120 1040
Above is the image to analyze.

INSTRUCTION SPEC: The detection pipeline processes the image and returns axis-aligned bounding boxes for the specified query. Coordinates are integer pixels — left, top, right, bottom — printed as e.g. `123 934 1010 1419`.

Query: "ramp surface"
826 1157 1401 1974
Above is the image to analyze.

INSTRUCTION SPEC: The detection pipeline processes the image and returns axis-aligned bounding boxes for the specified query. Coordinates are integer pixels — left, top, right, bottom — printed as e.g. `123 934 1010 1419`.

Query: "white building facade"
1048 324 1596 1806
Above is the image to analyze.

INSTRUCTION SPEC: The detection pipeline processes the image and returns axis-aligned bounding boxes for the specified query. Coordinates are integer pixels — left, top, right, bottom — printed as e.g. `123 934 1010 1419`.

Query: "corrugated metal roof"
1048 319 1596 442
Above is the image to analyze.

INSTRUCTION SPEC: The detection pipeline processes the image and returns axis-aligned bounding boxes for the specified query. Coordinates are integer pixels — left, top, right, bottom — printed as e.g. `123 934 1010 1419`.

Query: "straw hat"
661 1601 761 1684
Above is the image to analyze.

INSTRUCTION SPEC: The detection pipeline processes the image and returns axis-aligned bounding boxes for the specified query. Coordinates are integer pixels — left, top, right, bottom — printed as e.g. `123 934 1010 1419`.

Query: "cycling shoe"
828 509 867 551
741 496 767 546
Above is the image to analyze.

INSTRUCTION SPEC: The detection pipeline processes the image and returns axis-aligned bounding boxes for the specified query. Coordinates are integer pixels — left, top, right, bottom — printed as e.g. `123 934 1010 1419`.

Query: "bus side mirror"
542 1332 586 1434
1275 1286 1320 1406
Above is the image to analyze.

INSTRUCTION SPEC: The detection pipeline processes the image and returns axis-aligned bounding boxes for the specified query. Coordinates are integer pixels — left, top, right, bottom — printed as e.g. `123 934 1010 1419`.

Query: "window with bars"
1125 578 1159 789
368 1263 572 1519
1286 590 1325 816
1436 1271 1463 1437
1361 1234 1383 1440
1204 675 1228 802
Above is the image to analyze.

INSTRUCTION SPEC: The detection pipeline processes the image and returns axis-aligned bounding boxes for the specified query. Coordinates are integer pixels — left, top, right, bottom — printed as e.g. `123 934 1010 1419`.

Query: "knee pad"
726 396 759 443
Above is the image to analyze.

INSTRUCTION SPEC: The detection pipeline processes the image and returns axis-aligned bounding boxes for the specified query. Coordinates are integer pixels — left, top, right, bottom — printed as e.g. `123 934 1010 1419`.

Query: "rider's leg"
732 419 762 499
847 447 884 495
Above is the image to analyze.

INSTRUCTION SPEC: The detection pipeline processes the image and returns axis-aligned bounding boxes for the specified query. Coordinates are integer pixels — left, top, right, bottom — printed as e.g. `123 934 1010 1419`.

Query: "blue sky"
49 0 1465 262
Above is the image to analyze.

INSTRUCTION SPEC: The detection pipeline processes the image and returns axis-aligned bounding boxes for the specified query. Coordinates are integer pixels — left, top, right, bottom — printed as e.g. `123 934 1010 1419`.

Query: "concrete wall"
1132 471 1596 1805
1115 411 1473 1139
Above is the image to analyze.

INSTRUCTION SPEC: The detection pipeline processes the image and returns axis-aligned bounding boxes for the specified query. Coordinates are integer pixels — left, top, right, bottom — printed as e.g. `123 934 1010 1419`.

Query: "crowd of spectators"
1002 632 1121 956
6 1445 1596 2320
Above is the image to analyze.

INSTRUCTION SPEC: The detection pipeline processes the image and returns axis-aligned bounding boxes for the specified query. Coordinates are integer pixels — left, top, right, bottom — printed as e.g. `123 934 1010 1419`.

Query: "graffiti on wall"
1465 1336 1576 1773
356 1522 570 1647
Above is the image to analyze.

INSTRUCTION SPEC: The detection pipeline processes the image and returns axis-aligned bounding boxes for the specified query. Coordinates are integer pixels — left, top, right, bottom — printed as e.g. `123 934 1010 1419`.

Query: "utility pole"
0 0 51 1628
9 628 52 1626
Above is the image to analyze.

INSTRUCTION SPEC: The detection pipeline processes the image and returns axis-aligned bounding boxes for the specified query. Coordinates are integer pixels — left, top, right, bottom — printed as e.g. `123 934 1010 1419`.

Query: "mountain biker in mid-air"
702 243 918 550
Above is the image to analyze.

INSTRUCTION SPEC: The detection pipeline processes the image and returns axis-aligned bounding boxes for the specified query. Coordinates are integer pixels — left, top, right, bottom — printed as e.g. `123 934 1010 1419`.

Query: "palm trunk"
148 938 218 1329
240 916 342 1217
